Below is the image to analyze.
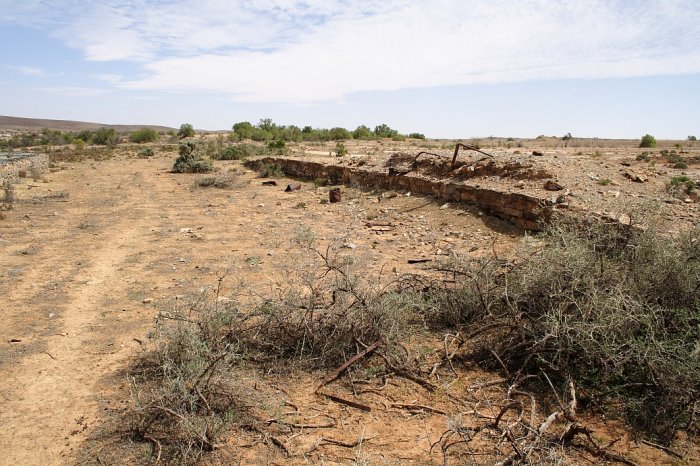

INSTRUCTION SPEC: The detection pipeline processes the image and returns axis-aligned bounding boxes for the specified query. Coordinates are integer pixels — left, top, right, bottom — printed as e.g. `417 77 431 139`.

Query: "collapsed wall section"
247 157 554 230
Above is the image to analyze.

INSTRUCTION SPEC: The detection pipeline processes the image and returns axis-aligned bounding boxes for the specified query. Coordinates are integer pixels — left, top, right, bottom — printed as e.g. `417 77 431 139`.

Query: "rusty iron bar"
410 143 494 171
451 143 494 167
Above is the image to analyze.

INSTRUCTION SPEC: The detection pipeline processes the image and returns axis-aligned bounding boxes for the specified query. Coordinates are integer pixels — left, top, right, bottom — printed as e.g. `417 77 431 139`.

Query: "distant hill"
0 115 176 133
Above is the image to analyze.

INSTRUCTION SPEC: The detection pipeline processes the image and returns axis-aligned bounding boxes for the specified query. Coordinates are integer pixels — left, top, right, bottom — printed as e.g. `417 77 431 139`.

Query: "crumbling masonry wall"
248 157 554 230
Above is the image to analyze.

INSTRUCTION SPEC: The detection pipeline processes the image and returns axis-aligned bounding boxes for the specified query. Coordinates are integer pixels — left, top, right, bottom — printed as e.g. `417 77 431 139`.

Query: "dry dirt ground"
0 141 698 465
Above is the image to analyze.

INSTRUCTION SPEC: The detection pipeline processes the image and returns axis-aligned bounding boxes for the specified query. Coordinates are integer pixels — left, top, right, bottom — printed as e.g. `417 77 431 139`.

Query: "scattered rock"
624 172 647 183
329 188 342 203
440 203 450 210
143 298 153 304
544 180 564 191
532 151 544 156
342 242 357 249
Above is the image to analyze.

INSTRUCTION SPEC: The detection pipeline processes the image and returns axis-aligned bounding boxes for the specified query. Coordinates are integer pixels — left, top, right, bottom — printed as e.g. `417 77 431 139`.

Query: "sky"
1 0 699 139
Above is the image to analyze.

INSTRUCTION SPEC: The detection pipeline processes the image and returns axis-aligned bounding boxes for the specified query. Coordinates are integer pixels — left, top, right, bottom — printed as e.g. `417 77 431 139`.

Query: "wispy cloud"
6 65 44 77
37 86 109 97
5 1 700 103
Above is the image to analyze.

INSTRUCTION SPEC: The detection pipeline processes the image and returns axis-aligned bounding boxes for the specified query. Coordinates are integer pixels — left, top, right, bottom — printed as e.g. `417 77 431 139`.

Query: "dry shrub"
234 242 420 367
126 295 248 463
125 246 421 462
425 218 700 442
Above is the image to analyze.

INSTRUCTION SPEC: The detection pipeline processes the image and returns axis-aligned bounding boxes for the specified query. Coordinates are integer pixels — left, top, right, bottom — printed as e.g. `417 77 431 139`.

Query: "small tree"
373 123 399 138
639 134 657 148
688 135 697 141
352 125 373 140
231 121 254 141
177 123 195 139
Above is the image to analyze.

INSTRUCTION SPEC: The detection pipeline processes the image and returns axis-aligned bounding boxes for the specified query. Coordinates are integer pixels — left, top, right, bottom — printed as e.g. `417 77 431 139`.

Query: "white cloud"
5 1 700 103
6 65 44 77
37 86 110 97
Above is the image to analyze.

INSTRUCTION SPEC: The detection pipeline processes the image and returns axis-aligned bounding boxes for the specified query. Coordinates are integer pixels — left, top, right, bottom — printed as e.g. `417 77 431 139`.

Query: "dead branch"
318 392 372 412
316 339 383 393
266 416 336 429
641 439 683 459
391 403 447 416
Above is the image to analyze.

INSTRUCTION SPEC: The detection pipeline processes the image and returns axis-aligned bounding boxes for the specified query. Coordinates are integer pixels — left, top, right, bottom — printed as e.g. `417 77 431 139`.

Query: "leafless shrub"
235 242 421 368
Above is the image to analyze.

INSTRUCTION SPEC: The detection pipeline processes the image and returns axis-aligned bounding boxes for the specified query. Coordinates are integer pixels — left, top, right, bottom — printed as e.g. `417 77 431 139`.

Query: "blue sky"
1 0 699 138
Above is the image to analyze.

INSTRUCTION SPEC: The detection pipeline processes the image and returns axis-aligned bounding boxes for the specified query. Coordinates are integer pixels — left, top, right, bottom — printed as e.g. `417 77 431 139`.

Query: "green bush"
408 132 426 140
688 135 697 141
639 134 657 148
172 142 212 173
266 140 287 155
138 147 154 157
636 152 651 162
216 143 260 160
334 142 347 157
328 127 352 140
129 128 159 143
177 123 195 139
92 127 118 146
258 162 284 178
668 175 695 197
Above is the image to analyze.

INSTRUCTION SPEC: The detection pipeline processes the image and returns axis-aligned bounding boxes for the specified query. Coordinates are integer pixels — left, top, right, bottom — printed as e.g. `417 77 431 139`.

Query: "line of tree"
230 119 425 142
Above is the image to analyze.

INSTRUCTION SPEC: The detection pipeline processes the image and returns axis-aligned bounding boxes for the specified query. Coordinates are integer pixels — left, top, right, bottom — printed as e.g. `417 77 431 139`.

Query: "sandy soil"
0 143 697 465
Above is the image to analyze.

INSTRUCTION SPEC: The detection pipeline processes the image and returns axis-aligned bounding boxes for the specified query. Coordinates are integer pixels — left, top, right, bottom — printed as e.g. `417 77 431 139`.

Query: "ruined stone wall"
248 157 553 230
0 153 49 182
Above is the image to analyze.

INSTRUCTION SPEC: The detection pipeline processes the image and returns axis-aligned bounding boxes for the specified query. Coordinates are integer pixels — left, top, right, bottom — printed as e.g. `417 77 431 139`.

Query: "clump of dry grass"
194 171 238 189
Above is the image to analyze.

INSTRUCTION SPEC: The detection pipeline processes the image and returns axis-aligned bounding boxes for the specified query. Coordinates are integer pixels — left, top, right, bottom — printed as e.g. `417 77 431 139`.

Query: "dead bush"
234 242 421 368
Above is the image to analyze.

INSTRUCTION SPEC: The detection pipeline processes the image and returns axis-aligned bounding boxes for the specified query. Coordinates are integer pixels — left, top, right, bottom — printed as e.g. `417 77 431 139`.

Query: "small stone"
544 180 564 191
342 242 357 249
143 298 153 304
440 203 450 210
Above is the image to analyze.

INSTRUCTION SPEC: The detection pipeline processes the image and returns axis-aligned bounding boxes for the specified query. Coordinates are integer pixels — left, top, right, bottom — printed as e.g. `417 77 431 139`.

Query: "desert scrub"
257 162 284 178
423 218 700 442
667 175 696 198
138 147 155 157
126 295 249 463
172 142 212 173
